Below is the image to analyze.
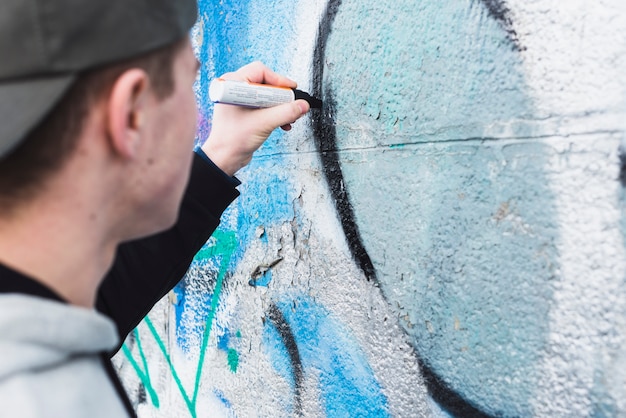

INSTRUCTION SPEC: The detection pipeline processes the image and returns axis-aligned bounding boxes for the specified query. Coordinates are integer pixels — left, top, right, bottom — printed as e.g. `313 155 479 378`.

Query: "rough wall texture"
114 0 626 416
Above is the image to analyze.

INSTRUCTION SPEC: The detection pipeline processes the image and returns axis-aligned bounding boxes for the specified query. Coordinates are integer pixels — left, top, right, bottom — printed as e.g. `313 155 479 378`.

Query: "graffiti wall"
114 0 626 416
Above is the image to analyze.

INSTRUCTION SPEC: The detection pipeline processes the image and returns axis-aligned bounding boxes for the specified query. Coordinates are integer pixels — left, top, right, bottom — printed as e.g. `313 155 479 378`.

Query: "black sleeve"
96 153 240 350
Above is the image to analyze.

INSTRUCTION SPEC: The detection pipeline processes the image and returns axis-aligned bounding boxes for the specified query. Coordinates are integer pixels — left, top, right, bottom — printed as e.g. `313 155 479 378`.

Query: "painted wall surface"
114 0 626 416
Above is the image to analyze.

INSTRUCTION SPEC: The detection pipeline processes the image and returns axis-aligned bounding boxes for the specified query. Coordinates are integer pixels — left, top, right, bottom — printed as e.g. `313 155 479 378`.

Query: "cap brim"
0 75 76 158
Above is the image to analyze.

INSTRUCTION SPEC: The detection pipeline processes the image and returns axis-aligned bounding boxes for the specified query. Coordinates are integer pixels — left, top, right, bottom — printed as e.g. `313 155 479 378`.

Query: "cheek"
187 100 199 142
159 93 197 152
182 91 198 139
177 94 198 178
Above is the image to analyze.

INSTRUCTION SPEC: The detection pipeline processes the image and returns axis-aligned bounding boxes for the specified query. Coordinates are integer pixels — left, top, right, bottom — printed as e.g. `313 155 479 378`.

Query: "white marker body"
209 79 295 108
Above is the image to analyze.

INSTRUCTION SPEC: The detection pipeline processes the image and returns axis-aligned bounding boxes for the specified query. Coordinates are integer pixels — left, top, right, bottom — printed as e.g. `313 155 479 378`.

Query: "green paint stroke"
144 316 195 414
193 229 238 263
192 229 237 407
122 329 160 408
227 348 239 373
124 228 238 418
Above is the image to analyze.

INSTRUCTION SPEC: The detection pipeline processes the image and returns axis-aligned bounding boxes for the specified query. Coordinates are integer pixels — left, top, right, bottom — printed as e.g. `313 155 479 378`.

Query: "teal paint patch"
325 1 532 150
227 348 239 373
323 0 557 415
338 142 558 416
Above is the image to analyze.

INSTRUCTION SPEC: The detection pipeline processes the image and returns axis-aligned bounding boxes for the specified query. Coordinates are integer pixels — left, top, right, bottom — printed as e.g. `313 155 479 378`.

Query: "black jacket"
97 152 240 351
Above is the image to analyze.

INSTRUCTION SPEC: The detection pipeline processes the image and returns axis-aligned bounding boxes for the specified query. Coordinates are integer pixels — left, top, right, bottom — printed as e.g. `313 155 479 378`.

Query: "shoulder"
0 295 126 418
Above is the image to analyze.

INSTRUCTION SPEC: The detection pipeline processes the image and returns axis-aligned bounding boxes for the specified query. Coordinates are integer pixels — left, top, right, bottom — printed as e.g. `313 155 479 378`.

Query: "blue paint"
196 0 252 112
213 389 232 409
263 321 296 384
173 231 239 352
217 331 230 352
194 0 296 255
173 277 213 354
235 156 295 249
249 269 273 287
172 282 186 343
262 318 299 415
212 389 238 418
264 296 390 417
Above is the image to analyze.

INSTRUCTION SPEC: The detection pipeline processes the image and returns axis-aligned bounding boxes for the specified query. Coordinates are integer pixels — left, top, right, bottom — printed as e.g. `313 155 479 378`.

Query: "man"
0 0 310 417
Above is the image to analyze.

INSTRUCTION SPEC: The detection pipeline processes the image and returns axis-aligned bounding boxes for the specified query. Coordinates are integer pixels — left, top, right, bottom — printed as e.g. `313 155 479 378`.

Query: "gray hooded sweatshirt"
0 294 129 417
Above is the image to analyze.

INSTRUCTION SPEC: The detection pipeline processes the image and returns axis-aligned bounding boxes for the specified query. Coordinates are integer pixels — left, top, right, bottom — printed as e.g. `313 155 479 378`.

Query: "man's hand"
201 62 310 176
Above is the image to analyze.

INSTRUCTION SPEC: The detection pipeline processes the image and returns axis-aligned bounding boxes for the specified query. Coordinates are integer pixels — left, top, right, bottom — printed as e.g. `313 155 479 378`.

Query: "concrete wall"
114 0 626 416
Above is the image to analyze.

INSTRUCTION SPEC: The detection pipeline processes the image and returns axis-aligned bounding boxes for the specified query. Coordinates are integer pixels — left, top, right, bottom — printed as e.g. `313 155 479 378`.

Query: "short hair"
0 38 186 215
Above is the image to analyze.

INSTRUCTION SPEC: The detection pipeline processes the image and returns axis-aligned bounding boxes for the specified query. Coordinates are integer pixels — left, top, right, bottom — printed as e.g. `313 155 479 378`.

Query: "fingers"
220 61 297 89
256 99 310 132
202 63 310 175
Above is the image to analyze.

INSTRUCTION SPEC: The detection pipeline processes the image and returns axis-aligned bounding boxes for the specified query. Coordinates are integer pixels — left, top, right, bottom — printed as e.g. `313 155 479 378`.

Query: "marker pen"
209 78 322 109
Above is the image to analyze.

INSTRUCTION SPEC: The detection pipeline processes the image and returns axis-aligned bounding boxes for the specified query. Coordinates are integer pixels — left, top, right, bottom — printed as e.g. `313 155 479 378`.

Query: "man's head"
0 0 199 231
0 40 185 212
0 0 196 238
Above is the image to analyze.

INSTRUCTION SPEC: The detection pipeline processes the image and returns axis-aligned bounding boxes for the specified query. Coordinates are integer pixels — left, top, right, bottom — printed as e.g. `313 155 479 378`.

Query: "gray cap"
0 0 197 158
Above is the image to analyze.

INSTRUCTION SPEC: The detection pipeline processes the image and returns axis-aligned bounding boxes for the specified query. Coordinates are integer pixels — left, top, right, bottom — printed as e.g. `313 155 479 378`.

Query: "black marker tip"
293 89 323 108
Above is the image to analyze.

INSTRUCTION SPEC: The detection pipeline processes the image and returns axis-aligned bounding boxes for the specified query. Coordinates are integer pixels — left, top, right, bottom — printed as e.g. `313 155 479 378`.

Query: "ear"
106 69 150 159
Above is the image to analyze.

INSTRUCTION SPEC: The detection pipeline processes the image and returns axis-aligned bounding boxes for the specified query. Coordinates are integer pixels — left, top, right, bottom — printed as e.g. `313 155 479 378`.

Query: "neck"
0 194 118 307
0 105 159 307
0 123 128 308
